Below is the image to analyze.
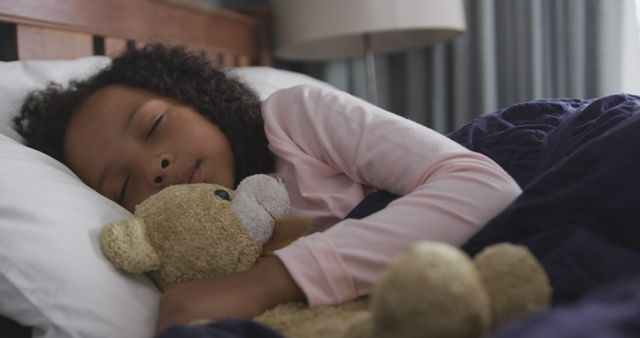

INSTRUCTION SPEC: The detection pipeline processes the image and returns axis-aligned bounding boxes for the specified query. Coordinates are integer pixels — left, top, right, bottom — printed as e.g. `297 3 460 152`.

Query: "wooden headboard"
0 0 272 66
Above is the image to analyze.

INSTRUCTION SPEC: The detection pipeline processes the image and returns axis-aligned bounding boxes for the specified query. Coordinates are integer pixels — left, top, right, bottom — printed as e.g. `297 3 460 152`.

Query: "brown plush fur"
370 243 491 338
256 298 369 338
101 183 262 291
473 243 551 328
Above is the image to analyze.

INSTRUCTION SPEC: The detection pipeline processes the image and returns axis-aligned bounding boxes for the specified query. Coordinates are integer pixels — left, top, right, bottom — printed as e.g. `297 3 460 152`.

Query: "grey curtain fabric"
277 0 634 133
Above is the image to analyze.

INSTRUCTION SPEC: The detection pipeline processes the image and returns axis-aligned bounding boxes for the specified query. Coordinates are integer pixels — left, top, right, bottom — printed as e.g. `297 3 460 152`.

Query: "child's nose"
151 156 171 186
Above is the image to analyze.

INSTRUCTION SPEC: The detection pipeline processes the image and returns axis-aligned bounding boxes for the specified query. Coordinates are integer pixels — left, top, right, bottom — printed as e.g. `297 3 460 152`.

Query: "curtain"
277 0 638 133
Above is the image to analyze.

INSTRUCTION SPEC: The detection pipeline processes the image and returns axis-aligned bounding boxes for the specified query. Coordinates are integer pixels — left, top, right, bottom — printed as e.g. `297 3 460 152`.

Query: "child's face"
63 85 235 212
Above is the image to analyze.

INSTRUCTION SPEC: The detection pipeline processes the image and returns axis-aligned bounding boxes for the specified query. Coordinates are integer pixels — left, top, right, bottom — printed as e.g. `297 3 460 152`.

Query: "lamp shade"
273 0 466 61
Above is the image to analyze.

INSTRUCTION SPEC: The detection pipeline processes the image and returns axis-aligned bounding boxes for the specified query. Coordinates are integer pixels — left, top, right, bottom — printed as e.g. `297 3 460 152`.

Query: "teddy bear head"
100 174 294 291
343 242 552 338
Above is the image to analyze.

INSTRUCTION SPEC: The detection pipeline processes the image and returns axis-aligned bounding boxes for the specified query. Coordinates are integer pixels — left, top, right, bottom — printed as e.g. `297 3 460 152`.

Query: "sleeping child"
13 44 521 333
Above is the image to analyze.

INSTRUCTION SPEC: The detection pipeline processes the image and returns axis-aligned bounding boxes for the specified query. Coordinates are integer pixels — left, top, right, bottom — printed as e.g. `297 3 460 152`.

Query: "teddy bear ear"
100 218 160 274
473 243 551 328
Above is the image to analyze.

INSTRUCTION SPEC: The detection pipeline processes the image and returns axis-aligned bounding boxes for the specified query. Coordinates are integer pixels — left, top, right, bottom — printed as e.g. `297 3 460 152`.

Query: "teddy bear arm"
261 217 310 257
100 218 160 274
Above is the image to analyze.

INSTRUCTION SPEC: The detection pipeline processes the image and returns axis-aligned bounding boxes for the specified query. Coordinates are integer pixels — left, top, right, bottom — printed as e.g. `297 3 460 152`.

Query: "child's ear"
261 216 310 257
100 218 160 274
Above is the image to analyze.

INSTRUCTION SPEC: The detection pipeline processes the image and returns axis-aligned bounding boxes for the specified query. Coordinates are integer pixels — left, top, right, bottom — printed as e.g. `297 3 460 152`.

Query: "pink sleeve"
263 85 521 306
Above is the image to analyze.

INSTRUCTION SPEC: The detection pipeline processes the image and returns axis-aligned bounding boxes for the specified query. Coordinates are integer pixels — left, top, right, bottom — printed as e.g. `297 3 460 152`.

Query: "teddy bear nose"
214 189 231 201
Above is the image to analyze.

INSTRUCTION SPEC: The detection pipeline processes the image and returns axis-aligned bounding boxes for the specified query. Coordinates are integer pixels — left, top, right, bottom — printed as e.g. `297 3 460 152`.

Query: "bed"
0 1 334 338
3 1 640 338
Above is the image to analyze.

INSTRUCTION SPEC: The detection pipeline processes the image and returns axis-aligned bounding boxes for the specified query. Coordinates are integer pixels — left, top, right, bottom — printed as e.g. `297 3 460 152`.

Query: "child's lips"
182 162 203 184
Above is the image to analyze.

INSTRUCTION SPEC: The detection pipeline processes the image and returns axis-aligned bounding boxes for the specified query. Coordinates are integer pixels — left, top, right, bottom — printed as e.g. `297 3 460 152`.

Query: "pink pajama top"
262 85 522 306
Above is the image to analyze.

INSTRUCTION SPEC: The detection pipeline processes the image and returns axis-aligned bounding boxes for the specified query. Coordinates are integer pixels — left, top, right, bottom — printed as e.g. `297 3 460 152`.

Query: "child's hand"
156 256 305 334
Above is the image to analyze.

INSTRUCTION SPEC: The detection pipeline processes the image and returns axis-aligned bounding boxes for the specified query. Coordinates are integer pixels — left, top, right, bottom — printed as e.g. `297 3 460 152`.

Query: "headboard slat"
238 55 251 67
16 25 92 60
104 37 127 58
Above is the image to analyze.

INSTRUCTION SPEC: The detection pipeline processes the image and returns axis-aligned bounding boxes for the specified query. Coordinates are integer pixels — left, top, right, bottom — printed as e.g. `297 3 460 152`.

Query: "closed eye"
145 114 164 140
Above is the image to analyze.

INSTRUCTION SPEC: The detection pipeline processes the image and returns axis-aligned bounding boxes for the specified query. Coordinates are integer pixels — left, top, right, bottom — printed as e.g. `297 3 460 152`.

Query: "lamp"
273 0 466 105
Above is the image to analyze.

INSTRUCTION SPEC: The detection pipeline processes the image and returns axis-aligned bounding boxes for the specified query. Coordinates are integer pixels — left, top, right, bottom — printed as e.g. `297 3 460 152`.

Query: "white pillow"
0 134 159 338
227 66 335 101
0 57 160 338
0 57 332 338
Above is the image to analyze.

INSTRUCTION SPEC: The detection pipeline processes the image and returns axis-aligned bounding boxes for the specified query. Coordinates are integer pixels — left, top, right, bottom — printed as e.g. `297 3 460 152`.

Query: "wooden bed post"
243 4 273 67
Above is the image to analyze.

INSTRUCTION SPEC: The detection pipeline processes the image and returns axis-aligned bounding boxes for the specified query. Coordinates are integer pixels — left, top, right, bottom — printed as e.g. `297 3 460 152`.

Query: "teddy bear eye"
214 189 231 201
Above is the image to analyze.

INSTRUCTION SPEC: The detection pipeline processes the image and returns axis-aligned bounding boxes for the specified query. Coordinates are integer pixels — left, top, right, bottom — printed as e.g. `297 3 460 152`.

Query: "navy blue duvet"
451 94 640 303
452 93 640 336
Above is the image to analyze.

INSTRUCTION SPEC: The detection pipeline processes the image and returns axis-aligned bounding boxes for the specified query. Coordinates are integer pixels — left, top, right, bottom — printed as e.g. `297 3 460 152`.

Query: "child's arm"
156 256 303 333
263 85 522 306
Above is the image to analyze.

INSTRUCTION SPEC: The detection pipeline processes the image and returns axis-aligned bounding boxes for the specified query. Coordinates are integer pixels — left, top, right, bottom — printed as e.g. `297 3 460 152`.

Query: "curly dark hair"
13 43 274 187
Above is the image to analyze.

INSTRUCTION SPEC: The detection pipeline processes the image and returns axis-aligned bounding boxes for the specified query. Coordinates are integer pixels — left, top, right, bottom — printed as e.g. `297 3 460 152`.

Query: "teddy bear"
100 174 552 338
99 174 308 291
